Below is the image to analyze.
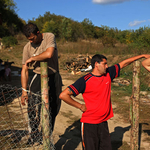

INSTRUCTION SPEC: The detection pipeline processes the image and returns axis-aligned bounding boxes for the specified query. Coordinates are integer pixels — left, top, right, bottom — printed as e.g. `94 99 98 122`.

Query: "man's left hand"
25 57 33 66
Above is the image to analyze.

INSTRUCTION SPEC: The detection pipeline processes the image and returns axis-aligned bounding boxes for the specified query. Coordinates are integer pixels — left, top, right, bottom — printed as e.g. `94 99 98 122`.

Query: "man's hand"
25 57 33 66
21 92 28 105
145 54 150 59
80 104 87 112
142 57 150 72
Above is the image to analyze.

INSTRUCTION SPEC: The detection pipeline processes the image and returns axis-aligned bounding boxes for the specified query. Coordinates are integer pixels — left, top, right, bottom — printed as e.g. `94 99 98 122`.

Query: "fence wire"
0 84 55 150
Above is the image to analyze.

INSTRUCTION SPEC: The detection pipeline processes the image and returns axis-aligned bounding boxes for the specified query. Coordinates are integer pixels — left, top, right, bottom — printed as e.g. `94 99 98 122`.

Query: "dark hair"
91 54 107 69
22 22 39 37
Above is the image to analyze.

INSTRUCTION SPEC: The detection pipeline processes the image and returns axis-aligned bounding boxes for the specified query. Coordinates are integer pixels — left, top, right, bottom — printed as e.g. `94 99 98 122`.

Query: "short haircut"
22 22 39 37
91 54 107 69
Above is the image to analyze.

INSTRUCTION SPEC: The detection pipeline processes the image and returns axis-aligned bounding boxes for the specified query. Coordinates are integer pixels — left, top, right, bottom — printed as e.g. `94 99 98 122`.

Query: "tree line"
1 0 150 49
30 11 150 48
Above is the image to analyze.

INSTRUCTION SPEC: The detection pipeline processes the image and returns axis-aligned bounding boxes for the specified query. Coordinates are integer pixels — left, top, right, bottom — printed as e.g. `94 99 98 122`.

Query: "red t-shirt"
68 64 120 124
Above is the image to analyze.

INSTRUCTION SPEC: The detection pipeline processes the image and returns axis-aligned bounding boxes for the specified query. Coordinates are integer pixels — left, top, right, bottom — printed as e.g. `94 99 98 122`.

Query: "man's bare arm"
25 47 55 65
21 64 29 105
142 58 150 72
59 88 86 112
119 54 150 69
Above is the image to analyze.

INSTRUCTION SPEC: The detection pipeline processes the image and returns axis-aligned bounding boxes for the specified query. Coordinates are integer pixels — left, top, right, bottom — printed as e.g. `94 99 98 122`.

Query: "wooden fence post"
40 62 51 149
130 61 140 150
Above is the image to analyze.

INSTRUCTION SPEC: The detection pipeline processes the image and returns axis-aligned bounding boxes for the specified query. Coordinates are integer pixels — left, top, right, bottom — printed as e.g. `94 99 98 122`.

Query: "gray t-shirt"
22 33 59 75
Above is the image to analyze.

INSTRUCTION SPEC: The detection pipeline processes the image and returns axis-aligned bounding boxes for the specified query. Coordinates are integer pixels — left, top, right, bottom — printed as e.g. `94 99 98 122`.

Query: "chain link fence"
0 84 55 150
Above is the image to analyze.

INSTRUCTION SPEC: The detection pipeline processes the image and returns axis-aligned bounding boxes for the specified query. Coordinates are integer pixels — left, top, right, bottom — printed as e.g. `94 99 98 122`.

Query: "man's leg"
48 72 62 131
27 74 41 144
99 121 112 150
81 123 99 150
81 122 112 150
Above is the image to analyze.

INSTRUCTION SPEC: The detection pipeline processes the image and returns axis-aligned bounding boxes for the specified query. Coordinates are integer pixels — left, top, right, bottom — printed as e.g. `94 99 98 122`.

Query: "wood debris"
64 54 92 72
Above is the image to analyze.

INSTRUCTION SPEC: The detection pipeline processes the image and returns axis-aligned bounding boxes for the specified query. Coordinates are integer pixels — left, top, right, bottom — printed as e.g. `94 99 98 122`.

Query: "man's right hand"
21 92 28 105
80 104 87 112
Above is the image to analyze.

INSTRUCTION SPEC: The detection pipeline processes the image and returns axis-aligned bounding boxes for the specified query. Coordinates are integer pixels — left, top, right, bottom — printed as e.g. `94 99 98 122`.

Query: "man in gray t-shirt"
21 22 62 145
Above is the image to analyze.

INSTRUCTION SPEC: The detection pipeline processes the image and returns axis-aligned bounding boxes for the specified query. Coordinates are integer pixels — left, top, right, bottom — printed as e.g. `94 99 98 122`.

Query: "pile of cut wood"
64 55 92 72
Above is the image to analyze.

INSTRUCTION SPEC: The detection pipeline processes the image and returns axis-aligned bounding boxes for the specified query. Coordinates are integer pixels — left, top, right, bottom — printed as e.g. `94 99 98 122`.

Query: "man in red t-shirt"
59 54 150 150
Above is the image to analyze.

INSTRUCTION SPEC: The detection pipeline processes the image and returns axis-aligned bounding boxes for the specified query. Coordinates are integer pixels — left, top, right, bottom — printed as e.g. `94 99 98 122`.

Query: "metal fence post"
130 61 140 150
40 62 51 149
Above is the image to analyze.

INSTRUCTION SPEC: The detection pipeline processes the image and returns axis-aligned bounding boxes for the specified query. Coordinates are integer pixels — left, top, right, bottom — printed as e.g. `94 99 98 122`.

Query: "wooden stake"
41 62 51 149
130 61 140 150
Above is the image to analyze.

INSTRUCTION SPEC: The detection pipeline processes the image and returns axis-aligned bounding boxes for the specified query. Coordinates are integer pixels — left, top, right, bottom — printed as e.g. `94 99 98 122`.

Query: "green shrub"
2 36 18 48
102 36 116 47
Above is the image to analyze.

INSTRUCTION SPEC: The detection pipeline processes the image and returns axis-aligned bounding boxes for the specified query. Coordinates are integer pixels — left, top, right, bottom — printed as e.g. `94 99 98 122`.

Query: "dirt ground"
1 69 150 150
52 71 150 150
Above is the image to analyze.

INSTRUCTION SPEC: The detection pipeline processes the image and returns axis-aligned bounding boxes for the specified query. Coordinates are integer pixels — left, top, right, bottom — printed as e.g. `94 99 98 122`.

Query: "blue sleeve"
68 76 86 97
107 64 120 81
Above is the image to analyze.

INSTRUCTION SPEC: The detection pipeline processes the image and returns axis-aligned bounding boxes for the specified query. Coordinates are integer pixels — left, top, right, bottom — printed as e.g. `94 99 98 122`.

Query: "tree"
81 18 95 39
0 0 24 37
137 27 150 47
61 18 72 41
42 20 59 37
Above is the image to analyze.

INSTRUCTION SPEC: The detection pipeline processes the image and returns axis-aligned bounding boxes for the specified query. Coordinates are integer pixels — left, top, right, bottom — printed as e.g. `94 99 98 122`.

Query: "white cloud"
92 0 130 4
128 20 146 27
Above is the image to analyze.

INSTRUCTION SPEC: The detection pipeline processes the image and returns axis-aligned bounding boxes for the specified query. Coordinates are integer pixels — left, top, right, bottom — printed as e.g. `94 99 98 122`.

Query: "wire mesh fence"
0 84 55 150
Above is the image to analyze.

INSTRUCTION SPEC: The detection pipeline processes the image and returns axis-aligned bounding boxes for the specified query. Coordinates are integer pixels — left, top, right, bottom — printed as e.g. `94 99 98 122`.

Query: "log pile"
64 55 92 71
112 78 131 86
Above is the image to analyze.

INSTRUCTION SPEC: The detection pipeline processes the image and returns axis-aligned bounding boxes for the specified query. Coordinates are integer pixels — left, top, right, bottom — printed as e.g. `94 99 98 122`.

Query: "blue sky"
14 0 150 31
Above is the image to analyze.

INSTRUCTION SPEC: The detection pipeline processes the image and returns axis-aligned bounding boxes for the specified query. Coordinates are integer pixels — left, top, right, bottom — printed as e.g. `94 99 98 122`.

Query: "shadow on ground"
111 125 130 150
55 121 132 150
55 119 81 150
